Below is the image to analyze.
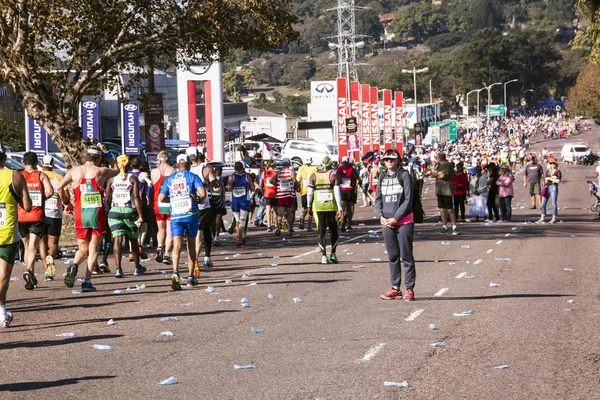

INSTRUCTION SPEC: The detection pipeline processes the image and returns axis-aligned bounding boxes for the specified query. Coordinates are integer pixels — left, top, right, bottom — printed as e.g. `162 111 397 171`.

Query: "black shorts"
437 195 454 210
301 195 308 209
44 217 62 237
199 208 215 231
265 197 277 207
19 221 44 238
142 206 154 224
341 190 353 203
210 196 227 216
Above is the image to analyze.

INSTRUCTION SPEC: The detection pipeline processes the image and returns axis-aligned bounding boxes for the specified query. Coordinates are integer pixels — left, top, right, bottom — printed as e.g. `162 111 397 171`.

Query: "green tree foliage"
356 9 384 42
0 120 25 151
390 2 448 42
279 58 317 89
282 95 310 117
567 63 600 122
222 69 257 101
578 0 600 63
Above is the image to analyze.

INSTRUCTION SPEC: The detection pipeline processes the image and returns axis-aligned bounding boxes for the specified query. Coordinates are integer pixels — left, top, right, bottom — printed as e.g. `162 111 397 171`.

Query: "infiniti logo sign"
124 104 138 111
315 83 334 93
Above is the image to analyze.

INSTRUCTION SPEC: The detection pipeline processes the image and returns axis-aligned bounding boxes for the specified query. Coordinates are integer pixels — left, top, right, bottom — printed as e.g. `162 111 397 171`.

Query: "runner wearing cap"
296 157 317 231
40 154 67 281
159 154 206 290
105 155 145 278
306 156 343 264
151 150 175 265
273 157 296 237
18 152 54 290
56 139 119 292
337 156 361 232
227 161 255 247
0 148 32 327
260 161 278 232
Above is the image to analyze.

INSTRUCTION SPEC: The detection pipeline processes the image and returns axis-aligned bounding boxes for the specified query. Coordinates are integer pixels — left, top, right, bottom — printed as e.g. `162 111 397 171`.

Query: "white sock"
0 305 7 320
452 225 457 230
204 256 210 262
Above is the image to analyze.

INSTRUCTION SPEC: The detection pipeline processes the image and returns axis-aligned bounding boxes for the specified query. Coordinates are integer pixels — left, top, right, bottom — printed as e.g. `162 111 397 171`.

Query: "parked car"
281 138 338 165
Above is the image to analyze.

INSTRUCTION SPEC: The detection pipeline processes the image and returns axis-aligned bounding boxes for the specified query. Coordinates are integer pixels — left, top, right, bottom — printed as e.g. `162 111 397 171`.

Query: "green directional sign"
486 104 505 117
429 121 458 141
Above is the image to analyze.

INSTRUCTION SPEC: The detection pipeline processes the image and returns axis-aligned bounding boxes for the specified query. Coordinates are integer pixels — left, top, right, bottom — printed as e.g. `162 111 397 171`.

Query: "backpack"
380 168 425 224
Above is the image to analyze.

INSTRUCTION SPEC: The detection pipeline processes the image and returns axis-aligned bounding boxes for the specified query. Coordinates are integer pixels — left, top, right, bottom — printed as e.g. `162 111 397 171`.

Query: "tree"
577 0 600 63
282 95 309 117
390 2 448 42
0 0 298 165
279 57 316 89
222 69 257 100
567 63 600 122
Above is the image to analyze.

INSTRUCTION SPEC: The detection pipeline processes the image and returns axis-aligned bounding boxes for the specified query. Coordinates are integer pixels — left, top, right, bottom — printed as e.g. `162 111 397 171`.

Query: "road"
1 127 600 399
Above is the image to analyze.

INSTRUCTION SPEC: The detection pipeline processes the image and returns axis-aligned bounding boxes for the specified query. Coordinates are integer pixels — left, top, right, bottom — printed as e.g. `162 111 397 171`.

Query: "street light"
401 67 429 129
503 79 518 117
328 40 365 99
466 89 483 119
484 82 502 120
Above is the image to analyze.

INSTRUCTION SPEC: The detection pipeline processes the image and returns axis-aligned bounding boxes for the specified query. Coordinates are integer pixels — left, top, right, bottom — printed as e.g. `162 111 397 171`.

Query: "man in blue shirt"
159 154 206 290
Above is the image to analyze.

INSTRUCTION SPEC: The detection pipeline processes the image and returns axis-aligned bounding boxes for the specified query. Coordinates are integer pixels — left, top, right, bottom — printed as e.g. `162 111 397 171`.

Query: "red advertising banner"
336 78 348 158
360 84 371 155
383 89 393 152
348 81 360 153
394 91 404 156
370 87 379 152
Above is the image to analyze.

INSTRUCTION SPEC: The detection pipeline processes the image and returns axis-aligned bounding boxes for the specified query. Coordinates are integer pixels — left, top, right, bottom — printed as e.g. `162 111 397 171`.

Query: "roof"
248 107 284 117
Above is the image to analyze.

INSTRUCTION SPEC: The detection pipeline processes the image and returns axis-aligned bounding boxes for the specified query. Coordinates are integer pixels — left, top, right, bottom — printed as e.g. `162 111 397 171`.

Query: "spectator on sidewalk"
496 164 514 222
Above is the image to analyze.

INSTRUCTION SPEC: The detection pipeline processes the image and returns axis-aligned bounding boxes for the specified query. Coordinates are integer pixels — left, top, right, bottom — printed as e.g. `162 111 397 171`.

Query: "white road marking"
362 343 386 361
434 288 449 297
486 249 493 254
292 230 381 258
405 309 425 321
456 272 467 279
496 240 503 245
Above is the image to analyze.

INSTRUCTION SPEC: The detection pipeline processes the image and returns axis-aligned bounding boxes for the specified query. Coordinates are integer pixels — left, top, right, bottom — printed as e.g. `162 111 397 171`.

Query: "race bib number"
280 180 291 191
0 202 6 226
45 196 59 210
81 191 102 209
317 190 333 203
302 178 310 187
113 190 131 206
30 189 42 207
171 195 192 215
341 178 352 189
171 177 188 196
232 186 246 198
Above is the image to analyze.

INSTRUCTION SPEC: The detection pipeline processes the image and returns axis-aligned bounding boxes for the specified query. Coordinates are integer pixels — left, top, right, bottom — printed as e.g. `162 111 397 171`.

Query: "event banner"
370 87 379 150
121 103 140 155
395 91 404 155
26 116 47 157
80 100 99 140
336 78 348 158
348 81 360 153
383 90 393 152
360 84 371 155
145 123 165 153
142 93 165 153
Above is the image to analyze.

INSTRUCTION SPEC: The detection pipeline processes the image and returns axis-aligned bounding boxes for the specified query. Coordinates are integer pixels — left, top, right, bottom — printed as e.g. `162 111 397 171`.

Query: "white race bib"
232 186 246 198
302 178 310 187
113 190 131 206
30 189 42 207
280 180 291 191
341 178 352 189
171 195 192 215
45 196 59 210
0 202 6 226
316 190 333 203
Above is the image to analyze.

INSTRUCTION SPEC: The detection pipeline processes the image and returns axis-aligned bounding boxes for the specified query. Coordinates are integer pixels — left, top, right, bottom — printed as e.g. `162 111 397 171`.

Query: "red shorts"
76 227 105 240
155 213 171 222
277 197 294 208
371 185 377 193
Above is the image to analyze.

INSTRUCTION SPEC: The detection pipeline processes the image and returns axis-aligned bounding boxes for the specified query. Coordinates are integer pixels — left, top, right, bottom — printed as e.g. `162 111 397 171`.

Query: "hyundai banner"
122 103 140 155
26 116 47 157
80 100 99 140
336 78 348 158
360 84 371 155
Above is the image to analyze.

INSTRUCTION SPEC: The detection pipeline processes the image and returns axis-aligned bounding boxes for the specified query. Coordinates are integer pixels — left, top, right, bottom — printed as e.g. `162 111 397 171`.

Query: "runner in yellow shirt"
296 157 317 231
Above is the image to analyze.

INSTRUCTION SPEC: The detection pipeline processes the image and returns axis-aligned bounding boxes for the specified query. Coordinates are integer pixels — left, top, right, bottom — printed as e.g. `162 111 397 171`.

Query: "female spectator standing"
496 164 514 222
486 163 500 221
376 149 416 302
469 166 488 222
536 161 561 224
452 161 469 222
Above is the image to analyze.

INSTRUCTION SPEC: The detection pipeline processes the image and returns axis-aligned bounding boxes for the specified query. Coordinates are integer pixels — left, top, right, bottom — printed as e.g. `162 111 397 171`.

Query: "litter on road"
160 317 178 322
293 297 302 303
158 376 177 385
252 327 263 333
92 344 113 351
454 310 473 316
234 365 256 370
430 342 448 347
218 299 232 303
494 365 509 369
107 319 116 325
160 331 174 337
489 283 501 288
384 381 408 388
267 294 275 299
428 324 437 331
56 332 76 337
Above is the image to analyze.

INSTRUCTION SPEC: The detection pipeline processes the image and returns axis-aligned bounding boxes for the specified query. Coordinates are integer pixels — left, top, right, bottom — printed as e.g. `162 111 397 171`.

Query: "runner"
151 150 175 265
129 157 151 261
0 148 31 327
260 161 278 232
18 152 54 290
105 155 145 278
306 156 343 264
227 162 255 247
296 157 317 231
209 162 227 246
56 140 119 292
190 150 217 270
337 156 361 232
40 154 67 281
273 157 296 237
158 154 206 290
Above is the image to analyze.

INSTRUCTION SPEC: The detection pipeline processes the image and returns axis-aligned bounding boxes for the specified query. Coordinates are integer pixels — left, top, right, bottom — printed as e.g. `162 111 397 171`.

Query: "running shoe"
92 266 100 275
267 227 273 233
236 236 244 248
115 268 124 278
187 276 198 287
64 264 78 288
44 272 52 281
347 225 353 231
156 246 164 263
329 253 339 264
82 281 97 292
437 229 449 235
46 256 56 279
171 272 182 291
138 246 148 260
32 274 38 288
212 237 221 246
380 288 402 300
242 232 247 240
321 255 330 264
203 259 214 268
535 218 545 224
402 288 415 301
192 264 201 279
99 263 111 273
0 312 13 328
275 224 281 236
133 266 147 276
227 225 235 235
340 221 347 232
163 254 172 265
22 270 35 290
549 217 557 224
452 229 460 236
298 219 305 230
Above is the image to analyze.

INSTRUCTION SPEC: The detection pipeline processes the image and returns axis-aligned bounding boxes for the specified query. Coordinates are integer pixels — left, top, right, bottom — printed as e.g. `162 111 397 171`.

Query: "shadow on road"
0 375 116 392
1 334 124 350
418 293 574 301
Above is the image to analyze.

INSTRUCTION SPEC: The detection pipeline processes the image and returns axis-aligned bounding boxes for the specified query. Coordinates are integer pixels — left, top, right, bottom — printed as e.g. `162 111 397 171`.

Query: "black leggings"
202 228 212 257
454 194 466 220
317 211 339 256
487 194 500 220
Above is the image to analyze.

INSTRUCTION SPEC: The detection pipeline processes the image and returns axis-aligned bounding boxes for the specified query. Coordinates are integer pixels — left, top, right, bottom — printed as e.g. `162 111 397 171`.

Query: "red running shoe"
380 288 402 300
402 288 415 301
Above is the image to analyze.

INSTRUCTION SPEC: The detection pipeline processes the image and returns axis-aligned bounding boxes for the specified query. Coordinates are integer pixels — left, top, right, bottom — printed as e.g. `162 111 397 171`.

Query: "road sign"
486 104 505 117
555 105 562 112
429 121 458 141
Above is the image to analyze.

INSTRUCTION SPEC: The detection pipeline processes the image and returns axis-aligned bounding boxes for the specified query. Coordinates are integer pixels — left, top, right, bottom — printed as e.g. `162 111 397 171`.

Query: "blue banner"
27 117 47 157
81 100 99 140
122 103 140 155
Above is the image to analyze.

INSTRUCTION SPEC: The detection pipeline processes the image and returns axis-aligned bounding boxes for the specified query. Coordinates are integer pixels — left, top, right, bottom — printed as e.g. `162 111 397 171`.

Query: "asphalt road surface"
2 127 599 400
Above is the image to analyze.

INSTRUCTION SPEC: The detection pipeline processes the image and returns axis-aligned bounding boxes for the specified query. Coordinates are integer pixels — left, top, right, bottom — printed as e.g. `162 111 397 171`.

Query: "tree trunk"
45 115 87 168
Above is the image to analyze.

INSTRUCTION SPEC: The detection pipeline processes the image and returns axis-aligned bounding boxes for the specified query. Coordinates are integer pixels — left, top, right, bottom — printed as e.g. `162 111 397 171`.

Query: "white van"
561 143 589 163
281 139 338 165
